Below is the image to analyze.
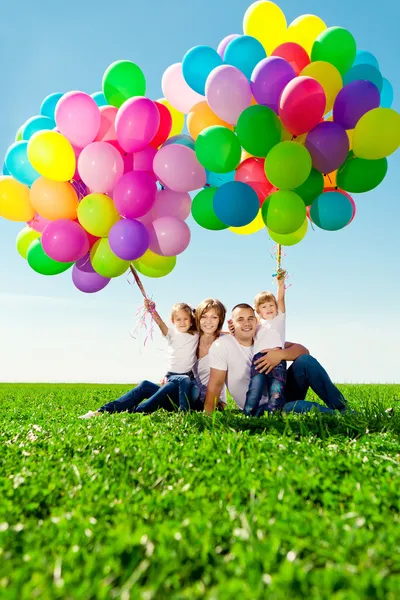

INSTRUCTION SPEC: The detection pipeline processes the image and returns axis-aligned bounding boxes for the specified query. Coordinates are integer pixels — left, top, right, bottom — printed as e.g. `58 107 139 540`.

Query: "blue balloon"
353 51 379 70
380 78 394 108
5 141 40 187
91 92 108 107
206 170 235 187
213 181 259 227
224 35 266 80
163 134 195 150
40 93 63 120
310 191 353 231
343 64 383 92
2 162 10 175
22 115 56 141
182 45 223 95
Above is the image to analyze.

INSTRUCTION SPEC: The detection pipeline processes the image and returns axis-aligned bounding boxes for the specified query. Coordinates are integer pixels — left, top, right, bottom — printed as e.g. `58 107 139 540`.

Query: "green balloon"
265 142 312 190
132 252 176 278
336 151 388 193
102 61 146 108
236 105 282 157
195 126 241 173
294 169 324 206
261 190 306 235
15 126 23 142
90 239 129 278
27 240 73 276
311 27 357 75
191 187 229 231
268 218 308 246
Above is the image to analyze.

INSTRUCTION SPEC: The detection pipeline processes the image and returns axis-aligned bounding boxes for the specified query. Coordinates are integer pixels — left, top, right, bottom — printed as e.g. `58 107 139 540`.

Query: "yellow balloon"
300 62 342 114
268 218 308 246
133 249 177 278
347 128 354 150
16 227 41 259
0 177 35 222
282 127 307 145
243 1 287 54
90 239 129 278
157 98 184 138
78 193 119 237
287 14 327 55
230 210 265 235
353 108 400 160
27 131 76 182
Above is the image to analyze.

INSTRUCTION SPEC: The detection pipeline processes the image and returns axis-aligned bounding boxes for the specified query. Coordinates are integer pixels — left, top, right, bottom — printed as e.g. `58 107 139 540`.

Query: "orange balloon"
187 101 233 140
30 177 79 220
0 176 35 222
324 171 337 188
241 149 253 162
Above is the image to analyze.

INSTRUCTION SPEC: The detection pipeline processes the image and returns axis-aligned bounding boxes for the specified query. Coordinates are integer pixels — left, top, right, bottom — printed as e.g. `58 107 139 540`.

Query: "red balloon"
325 187 356 224
272 43 310 76
235 157 274 206
279 77 326 136
151 102 173 148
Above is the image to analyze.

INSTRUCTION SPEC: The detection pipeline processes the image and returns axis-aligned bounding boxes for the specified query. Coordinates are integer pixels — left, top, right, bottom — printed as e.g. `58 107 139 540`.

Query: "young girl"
243 271 286 417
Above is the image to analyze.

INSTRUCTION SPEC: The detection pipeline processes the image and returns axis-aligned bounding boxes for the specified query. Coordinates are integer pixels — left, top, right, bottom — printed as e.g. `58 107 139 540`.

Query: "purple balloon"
108 219 150 261
72 254 110 293
305 122 349 174
333 80 381 130
251 57 296 114
217 34 240 59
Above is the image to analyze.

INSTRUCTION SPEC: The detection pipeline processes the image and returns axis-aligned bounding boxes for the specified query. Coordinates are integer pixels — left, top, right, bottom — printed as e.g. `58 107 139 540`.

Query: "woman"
79 298 226 418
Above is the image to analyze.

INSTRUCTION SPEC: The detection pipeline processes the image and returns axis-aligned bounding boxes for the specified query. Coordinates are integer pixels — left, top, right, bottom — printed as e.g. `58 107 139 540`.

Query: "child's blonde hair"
171 302 197 335
195 298 226 336
254 291 278 314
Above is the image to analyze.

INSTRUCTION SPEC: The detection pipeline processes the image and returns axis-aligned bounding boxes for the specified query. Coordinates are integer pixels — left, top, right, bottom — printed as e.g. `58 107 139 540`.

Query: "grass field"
1 383 400 599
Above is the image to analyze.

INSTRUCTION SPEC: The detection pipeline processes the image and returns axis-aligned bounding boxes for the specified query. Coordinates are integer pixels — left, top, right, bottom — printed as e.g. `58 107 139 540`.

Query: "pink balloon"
153 145 206 192
148 216 191 256
279 77 326 136
95 106 118 142
161 63 204 114
71 145 82 181
149 189 192 221
42 219 89 262
55 91 101 148
205 65 252 125
113 171 157 219
217 34 240 59
78 142 124 194
132 146 157 174
27 213 51 232
115 97 160 153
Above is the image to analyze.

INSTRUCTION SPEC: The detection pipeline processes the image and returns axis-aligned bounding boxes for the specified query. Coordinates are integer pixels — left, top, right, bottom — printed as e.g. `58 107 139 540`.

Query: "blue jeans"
166 372 200 413
244 359 287 417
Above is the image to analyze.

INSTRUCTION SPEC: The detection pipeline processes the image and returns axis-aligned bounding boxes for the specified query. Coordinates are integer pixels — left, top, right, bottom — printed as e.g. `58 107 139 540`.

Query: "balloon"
151 102 172 148
310 191 353 231
236 105 282 157
78 142 123 193
94 106 118 142
271 43 310 75
343 65 383 93
261 190 306 234
230 209 265 234
27 213 51 233
16 227 41 259
102 61 146 108
191 187 228 230
55 91 101 148
187 101 233 141
27 131 75 182
286 14 327 55
132 146 157 173
0 177 34 221
113 171 157 219
40 93 63 120
353 108 400 160
161 63 204 114
333 80 380 131
145 189 192 222
206 170 235 188
353 50 379 70
182 46 223 95
108 218 150 260
265 142 312 190
300 62 342 114
195 126 241 173
235 157 274 205
279 77 326 136
381 79 394 109
132 249 176 278
115 97 160 153
217 34 240 59
78 193 120 237
163 134 195 151
305 122 349 174
148 217 191 256
91 92 108 107
156 98 185 137
27 239 73 275
90 239 129 278
72 254 110 293
41 219 89 262
268 217 308 246
311 27 357 75
336 151 388 193
323 171 337 189
205 65 251 125
243 1 287 54
153 145 206 192
5 141 40 187
224 35 266 80
213 181 259 227
22 116 56 141
293 168 324 206
251 57 296 113
30 178 78 221
2 162 10 176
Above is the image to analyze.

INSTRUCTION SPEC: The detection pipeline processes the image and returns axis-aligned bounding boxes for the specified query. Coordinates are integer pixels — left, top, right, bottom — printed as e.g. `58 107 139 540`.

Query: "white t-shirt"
193 355 227 405
164 328 199 373
253 312 286 354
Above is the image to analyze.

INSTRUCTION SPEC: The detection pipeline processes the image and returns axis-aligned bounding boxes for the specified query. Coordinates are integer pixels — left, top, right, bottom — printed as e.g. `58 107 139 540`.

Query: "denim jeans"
98 380 179 414
244 359 287 416
166 372 200 413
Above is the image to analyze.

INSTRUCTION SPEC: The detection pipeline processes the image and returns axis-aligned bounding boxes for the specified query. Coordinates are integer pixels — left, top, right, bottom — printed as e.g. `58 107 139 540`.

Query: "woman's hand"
254 348 284 374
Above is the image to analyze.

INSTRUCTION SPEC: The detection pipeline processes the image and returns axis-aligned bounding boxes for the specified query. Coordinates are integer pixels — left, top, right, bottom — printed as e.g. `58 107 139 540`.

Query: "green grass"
1 383 400 599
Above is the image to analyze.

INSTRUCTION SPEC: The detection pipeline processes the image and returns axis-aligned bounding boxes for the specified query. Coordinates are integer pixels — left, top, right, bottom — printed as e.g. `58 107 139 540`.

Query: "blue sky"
1 0 399 383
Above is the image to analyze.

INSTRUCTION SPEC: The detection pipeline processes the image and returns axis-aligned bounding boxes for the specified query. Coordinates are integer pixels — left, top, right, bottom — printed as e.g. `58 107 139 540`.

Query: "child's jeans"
243 353 287 417
166 371 200 413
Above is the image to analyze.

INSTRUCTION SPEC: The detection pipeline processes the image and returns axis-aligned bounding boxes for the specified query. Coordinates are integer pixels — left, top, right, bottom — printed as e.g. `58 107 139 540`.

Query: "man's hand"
227 319 235 336
254 348 284 374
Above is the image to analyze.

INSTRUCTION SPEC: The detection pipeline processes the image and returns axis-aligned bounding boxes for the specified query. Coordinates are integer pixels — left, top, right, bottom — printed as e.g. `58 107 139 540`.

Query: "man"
204 304 347 415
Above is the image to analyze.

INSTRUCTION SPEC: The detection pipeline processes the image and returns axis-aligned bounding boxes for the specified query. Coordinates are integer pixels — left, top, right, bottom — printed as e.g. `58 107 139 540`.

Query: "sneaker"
79 410 102 419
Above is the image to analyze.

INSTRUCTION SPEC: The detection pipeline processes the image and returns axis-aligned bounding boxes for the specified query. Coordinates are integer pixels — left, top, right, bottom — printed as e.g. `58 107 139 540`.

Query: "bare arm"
145 299 168 337
204 368 227 414
254 341 309 374
277 270 286 314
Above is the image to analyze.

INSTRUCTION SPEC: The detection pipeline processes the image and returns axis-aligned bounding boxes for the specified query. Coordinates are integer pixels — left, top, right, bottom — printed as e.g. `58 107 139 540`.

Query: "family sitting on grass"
80 272 347 419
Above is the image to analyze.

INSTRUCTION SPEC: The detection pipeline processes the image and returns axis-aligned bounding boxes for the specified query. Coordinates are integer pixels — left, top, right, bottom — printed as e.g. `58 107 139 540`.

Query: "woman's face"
199 308 220 335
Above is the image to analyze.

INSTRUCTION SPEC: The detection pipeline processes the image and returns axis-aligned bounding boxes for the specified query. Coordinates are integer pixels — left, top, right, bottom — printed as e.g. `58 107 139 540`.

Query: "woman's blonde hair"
195 298 226 336
254 291 277 313
171 302 197 335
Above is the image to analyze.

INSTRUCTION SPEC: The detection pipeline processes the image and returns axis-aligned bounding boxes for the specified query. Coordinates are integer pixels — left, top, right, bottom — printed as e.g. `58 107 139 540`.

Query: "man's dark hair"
231 303 254 313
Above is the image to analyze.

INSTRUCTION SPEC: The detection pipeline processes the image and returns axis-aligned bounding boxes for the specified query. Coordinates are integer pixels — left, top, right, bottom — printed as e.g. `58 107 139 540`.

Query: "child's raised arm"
145 298 168 336
277 269 286 314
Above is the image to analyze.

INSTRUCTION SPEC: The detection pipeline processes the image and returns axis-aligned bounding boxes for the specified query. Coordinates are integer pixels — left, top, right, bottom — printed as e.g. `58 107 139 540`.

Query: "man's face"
231 307 257 343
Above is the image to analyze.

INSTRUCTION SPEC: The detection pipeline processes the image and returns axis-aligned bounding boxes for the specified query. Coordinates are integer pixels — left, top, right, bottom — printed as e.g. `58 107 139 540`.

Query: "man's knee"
292 354 319 373
138 379 152 388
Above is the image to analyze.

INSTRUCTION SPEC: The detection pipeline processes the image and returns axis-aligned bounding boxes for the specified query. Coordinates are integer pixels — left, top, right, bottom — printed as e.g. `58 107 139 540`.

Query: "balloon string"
128 265 156 345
